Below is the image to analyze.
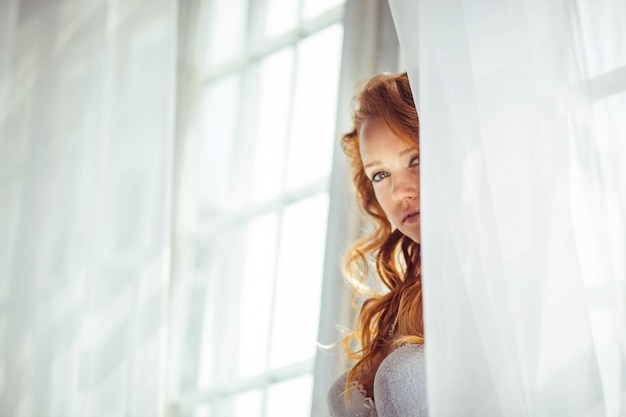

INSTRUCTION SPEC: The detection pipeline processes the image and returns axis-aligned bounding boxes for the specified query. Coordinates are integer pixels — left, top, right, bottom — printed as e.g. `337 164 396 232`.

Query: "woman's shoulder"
328 370 377 417
374 343 428 416
379 343 425 369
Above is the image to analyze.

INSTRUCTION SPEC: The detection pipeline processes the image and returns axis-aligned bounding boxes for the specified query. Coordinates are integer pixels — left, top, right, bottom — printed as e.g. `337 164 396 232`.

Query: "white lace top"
327 344 427 417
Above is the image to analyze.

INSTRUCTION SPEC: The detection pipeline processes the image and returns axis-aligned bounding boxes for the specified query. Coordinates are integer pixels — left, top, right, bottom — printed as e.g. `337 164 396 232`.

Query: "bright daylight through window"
168 0 347 416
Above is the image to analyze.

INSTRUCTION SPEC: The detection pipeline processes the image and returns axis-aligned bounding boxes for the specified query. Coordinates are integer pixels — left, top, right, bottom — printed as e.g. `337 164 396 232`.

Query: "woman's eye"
410 155 420 166
372 171 390 182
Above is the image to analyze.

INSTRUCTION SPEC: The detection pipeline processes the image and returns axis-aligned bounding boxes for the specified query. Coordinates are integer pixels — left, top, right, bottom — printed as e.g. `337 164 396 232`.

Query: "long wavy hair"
341 72 423 396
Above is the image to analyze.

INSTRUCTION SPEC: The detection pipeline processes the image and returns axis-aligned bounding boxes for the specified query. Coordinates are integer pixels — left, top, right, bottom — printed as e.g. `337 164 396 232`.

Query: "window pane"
286 24 343 190
203 0 248 66
203 390 264 417
571 92 626 290
194 242 224 390
573 0 626 78
302 0 344 20
264 0 299 39
178 238 223 391
265 375 314 417
236 213 279 378
232 389 264 417
249 48 295 204
269 193 330 369
196 227 244 390
190 404 212 417
589 303 624 417
196 74 241 217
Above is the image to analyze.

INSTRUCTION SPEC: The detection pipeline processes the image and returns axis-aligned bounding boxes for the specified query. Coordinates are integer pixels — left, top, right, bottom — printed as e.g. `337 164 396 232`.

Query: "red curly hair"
341 72 423 397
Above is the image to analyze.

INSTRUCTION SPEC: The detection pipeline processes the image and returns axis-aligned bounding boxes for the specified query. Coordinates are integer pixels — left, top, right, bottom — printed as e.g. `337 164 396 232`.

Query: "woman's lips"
403 210 420 224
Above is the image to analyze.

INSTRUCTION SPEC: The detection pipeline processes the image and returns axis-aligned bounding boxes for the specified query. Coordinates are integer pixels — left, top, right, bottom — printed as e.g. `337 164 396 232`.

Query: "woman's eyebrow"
364 148 418 169
399 147 418 157
364 160 381 169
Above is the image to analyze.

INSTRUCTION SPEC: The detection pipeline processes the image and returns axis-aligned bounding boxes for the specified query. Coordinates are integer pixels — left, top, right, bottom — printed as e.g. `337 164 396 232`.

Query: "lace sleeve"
373 344 428 417
328 371 378 417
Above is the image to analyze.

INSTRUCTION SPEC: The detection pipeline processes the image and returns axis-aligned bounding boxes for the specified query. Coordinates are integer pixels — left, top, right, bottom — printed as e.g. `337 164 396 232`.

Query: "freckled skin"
359 118 420 244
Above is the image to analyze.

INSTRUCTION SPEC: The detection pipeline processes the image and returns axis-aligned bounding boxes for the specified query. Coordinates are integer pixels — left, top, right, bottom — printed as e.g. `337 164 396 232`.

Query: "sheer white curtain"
390 0 626 416
0 1 176 416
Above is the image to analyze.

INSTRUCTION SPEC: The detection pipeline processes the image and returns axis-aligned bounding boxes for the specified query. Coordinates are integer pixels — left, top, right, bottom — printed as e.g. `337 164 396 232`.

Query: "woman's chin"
399 224 420 244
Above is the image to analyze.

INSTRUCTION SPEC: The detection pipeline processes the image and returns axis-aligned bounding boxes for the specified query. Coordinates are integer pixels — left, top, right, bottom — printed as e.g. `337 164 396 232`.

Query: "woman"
328 72 427 416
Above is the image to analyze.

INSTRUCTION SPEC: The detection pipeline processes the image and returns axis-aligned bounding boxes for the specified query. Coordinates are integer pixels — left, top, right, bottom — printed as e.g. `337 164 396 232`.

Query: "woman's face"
359 117 420 243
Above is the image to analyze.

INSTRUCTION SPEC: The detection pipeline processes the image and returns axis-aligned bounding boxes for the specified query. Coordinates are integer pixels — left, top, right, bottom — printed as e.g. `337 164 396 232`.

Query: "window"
167 1 400 416
568 2 626 414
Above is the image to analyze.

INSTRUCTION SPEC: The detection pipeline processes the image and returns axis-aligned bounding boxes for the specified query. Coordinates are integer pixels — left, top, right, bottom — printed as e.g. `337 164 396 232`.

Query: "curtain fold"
0 1 177 416
389 0 626 416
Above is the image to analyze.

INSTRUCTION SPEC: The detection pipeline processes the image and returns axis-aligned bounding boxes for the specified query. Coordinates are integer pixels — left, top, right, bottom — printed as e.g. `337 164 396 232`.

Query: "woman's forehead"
359 118 418 152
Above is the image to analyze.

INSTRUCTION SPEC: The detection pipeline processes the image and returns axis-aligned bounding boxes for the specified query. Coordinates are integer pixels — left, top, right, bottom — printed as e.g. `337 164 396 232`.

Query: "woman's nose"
391 172 419 202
